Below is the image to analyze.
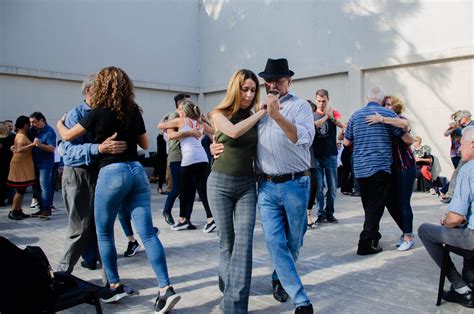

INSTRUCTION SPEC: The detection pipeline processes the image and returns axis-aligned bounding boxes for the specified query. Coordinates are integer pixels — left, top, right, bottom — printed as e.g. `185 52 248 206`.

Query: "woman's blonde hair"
213 69 260 116
181 100 202 122
386 95 405 115
413 135 422 143
90 66 140 127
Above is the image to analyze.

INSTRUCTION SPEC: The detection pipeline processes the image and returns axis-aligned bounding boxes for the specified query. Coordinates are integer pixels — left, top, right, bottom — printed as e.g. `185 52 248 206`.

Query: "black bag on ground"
0 236 107 313
0 236 54 313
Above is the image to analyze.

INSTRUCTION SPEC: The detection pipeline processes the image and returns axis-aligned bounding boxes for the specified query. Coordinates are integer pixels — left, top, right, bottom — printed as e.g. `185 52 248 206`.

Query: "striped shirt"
256 92 315 175
344 102 404 178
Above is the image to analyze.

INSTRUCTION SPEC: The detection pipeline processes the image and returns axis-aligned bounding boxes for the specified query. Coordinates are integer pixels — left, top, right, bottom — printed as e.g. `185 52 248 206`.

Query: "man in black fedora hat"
212 58 315 313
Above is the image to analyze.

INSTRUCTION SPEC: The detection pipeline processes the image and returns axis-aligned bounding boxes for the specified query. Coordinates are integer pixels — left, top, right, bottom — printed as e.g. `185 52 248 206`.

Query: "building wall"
0 0 472 177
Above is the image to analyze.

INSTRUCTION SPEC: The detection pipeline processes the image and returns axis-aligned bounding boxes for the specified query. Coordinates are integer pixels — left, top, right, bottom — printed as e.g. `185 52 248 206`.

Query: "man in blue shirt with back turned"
57 73 127 273
344 86 413 255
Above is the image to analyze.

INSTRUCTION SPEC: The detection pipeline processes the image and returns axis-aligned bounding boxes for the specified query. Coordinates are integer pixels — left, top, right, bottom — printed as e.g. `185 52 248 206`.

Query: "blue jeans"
315 155 337 217
95 162 170 287
386 166 416 235
118 208 134 237
258 176 311 307
37 161 54 209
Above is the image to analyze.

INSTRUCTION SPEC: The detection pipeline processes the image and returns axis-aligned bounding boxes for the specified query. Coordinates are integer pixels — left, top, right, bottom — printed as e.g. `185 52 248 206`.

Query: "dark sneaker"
154 286 181 313
171 220 189 231
18 210 31 219
315 216 326 224
101 284 129 303
8 210 23 220
203 220 216 233
326 215 338 223
441 197 452 204
124 240 140 257
31 209 51 219
187 221 197 230
442 286 474 308
295 304 314 314
163 211 175 226
80 260 97 270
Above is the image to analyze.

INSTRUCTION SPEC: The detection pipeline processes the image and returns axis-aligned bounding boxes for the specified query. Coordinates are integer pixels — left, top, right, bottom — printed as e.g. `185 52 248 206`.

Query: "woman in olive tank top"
207 69 267 313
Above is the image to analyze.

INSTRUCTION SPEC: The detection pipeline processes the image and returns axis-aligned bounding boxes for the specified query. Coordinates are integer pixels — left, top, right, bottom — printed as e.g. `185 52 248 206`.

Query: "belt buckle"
291 173 295 180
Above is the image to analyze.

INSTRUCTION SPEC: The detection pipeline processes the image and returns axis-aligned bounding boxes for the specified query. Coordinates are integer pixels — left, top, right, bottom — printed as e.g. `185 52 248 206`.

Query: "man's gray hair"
462 125 474 142
81 73 97 96
367 86 386 103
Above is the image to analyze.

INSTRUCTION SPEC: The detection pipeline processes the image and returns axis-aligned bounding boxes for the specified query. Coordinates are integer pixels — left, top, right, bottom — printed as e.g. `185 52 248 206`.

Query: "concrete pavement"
1 186 470 313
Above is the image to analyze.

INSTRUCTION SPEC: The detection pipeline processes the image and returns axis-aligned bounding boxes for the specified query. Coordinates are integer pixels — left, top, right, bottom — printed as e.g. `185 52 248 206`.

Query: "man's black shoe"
326 215 338 223
163 211 175 226
315 216 326 224
272 280 289 303
357 245 383 256
295 304 313 314
441 197 452 204
372 238 381 248
80 260 97 270
442 287 474 308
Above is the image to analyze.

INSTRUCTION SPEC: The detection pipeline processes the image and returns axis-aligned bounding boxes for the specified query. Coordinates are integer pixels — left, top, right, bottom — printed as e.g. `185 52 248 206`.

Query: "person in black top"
57 66 180 313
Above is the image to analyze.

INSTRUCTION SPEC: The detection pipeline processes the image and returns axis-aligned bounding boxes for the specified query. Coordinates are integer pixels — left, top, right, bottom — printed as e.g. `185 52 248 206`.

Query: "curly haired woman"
57 66 180 313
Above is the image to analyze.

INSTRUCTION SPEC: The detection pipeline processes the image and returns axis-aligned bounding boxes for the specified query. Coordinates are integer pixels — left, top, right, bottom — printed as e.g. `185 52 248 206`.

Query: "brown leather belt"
258 170 310 184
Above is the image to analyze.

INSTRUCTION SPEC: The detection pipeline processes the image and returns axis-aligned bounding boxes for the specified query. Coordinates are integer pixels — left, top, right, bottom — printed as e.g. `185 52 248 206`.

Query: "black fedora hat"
258 58 294 79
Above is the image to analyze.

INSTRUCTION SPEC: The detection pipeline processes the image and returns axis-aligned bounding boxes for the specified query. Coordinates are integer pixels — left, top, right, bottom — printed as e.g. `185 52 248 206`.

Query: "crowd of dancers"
1 57 473 313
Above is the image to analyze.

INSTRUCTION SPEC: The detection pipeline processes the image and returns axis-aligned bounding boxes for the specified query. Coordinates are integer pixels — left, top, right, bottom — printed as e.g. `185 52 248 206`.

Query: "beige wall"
363 56 474 177
1 0 472 163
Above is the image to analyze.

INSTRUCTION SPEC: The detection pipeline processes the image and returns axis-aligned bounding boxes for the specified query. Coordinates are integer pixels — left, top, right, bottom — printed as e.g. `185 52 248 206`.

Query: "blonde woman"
208 69 266 312
159 101 216 232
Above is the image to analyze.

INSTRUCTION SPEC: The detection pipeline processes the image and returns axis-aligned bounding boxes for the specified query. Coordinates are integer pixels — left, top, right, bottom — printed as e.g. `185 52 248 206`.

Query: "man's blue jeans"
258 176 311 307
37 161 54 210
315 155 337 217
95 162 170 287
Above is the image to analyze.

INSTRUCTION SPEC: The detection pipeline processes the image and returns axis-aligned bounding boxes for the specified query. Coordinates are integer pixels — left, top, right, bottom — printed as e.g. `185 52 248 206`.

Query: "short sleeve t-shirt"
80 106 146 169
312 109 342 157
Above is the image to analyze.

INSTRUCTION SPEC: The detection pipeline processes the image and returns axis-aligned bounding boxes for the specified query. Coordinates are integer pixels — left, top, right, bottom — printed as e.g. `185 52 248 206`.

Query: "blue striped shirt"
449 159 474 230
256 92 315 175
344 102 404 178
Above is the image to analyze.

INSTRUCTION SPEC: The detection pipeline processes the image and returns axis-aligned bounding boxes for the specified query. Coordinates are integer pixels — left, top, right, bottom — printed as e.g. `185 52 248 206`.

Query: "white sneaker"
202 220 216 233
395 235 404 247
398 239 415 251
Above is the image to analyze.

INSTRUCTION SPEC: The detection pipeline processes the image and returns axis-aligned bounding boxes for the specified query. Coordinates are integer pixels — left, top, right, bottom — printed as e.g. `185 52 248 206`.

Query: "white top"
179 118 208 167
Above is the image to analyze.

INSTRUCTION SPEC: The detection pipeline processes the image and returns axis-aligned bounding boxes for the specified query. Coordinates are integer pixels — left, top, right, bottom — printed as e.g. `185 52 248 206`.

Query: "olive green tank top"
211 109 258 177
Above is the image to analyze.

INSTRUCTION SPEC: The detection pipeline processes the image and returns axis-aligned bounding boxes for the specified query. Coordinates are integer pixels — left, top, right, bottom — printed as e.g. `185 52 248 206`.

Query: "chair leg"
437 245 450 306
91 297 102 314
